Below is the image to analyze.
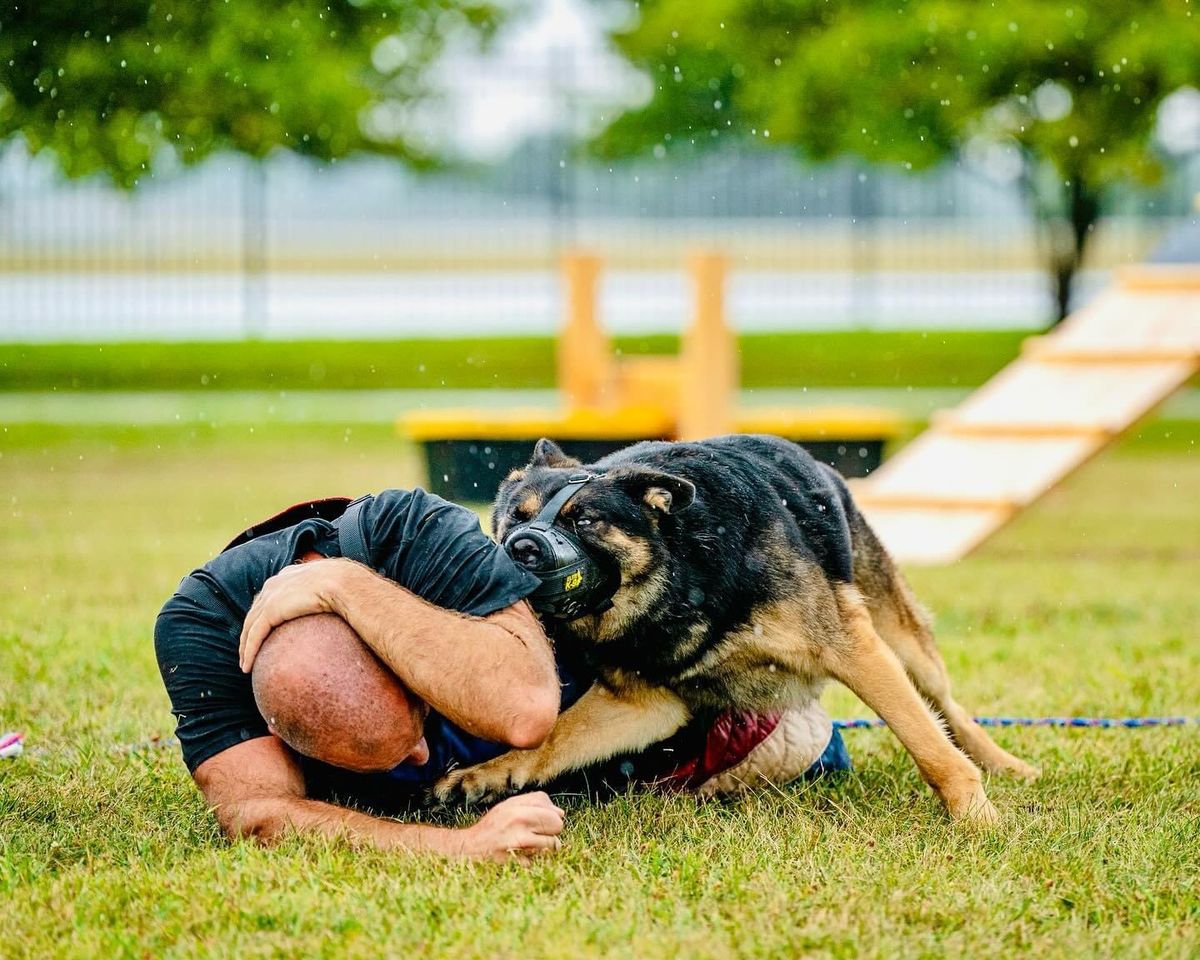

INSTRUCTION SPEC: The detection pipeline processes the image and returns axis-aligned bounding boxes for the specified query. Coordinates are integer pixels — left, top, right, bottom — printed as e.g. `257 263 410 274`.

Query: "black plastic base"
420 437 885 503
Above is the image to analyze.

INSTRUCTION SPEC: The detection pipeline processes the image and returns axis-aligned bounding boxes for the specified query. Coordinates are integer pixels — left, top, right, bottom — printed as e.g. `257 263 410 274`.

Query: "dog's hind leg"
850 515 1039 780
827 585 998 825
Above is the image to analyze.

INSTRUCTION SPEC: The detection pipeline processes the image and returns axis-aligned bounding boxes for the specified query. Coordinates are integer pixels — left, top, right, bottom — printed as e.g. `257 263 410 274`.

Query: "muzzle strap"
532 472 600 526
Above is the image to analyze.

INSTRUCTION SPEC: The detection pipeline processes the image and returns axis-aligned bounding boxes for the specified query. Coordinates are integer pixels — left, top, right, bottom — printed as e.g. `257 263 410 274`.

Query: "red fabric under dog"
655 709 784 791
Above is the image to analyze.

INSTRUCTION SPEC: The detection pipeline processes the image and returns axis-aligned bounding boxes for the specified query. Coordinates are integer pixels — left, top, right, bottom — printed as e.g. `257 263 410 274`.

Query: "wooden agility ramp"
855 265 1200 565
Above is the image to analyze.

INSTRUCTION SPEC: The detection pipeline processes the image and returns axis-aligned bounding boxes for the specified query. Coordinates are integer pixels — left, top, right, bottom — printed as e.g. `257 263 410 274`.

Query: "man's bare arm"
332 568 559 746
239 558 560 747
194 735 564 863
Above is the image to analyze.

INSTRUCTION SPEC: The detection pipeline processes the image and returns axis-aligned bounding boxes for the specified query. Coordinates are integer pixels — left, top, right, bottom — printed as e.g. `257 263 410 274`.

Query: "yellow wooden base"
402 404 906 446
735 406 904 440
403 405 675 442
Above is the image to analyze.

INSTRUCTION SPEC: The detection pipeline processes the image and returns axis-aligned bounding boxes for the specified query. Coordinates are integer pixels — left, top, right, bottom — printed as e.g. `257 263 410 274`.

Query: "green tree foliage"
599 0 1200 321
0 0 501 187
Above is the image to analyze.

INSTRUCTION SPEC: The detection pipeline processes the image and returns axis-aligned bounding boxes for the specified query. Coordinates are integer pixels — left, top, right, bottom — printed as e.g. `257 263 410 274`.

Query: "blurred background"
4 0 1200 337
1 0 1198 479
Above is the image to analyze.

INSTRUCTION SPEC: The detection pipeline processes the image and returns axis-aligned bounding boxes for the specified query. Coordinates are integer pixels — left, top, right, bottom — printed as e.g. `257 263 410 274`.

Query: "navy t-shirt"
154 489 548 798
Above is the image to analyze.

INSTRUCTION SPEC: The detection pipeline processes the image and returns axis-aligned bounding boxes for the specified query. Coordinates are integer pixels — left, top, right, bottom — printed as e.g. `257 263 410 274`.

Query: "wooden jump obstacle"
403 252 903 501
855 263 1200 565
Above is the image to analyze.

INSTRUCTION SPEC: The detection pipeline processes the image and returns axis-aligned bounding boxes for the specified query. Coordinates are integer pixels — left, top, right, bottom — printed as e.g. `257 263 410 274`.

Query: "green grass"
2 419 1198 959
0 330 1032 393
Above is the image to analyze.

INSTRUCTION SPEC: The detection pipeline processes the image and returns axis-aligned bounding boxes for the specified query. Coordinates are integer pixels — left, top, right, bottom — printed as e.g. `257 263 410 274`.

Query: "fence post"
678 252 736 440
548 44 577 261
849 164 878 329
558 252 614 409
242 161 268 338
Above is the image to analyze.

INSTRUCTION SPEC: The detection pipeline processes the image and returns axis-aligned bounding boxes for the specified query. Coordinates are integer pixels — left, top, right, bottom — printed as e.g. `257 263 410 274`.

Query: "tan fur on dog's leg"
856 552 1039 780
435 682 690 804
877 616 1039 780
829 585 998 825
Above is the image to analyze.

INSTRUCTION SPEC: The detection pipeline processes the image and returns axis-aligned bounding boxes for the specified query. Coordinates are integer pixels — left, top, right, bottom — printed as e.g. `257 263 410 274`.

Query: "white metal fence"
1 142 1196 341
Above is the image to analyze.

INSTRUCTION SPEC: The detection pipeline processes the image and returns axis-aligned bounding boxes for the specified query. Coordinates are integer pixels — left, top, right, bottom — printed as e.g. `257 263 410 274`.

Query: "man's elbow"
504 685 560 749
215 799 286 845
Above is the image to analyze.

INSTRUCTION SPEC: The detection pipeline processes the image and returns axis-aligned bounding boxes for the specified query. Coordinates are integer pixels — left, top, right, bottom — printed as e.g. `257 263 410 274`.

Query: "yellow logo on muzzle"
564 570 583 591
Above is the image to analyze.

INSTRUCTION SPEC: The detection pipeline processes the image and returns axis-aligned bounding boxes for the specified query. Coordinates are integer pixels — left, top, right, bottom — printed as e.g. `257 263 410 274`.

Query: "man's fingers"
523 808 565 837
511 800 564 826
238 593 269 665
242 619 272 673
494 800 563 839
506 793 566 823
513 833 562 853
500 794 566 825
504 834 562 862
239 606 275 673
508 791 562 813
239 607 257 671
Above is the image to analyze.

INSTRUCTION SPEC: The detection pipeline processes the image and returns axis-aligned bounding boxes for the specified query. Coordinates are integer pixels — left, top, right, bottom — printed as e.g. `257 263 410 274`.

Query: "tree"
0 0 502 188
597 0 1200 322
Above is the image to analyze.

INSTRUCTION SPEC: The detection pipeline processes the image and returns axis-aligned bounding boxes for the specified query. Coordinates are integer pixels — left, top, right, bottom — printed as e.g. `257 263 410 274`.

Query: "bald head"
251 613 427 772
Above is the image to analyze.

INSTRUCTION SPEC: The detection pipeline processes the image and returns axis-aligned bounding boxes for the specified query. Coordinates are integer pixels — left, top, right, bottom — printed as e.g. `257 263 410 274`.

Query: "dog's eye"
576 517 592 527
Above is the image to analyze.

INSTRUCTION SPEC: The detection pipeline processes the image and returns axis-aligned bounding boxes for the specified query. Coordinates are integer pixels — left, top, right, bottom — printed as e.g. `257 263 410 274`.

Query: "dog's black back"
594 434 856 583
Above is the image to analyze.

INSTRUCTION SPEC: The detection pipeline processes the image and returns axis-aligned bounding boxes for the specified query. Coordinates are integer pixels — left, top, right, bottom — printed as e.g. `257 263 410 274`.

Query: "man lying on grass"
155 489 849 863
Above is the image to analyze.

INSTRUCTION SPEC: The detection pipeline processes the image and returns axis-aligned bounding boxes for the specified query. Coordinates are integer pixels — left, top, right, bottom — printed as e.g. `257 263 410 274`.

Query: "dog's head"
494 438 695 636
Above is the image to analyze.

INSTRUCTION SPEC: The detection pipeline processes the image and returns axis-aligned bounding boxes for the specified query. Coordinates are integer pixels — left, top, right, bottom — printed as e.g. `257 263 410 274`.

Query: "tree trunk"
1051 258 1074 325
1047 175 1101 325
1019 161 1102 327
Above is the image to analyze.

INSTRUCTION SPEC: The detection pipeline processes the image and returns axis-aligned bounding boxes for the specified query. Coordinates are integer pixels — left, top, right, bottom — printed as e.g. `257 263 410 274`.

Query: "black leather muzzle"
502 473 619 621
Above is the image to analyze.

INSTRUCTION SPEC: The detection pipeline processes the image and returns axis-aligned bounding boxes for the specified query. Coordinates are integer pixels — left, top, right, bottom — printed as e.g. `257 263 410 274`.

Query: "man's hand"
459 792 565 864
240 557 354 672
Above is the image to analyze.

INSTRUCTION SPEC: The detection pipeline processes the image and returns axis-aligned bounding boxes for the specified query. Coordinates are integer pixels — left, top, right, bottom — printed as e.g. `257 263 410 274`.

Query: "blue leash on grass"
1 715 1196 761
832 716 1198 729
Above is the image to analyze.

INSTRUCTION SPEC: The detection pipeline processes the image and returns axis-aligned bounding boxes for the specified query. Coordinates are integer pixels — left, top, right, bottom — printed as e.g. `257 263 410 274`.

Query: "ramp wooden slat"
858 277 1199 565
852 505 1010 567
859 433 1103 506
945 360 1196 435
1038 291 1200 358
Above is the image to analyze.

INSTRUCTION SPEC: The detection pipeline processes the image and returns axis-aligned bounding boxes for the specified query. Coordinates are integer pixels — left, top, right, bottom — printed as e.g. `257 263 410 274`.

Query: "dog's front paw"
434 754 533 806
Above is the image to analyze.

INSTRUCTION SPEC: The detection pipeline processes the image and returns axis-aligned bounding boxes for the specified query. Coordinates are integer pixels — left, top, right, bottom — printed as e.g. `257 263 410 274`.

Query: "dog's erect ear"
530 437 582 469
615 468 696 515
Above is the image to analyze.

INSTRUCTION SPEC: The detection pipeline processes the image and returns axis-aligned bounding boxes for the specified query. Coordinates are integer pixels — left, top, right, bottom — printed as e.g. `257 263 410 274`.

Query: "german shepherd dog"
435 435 1038 822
